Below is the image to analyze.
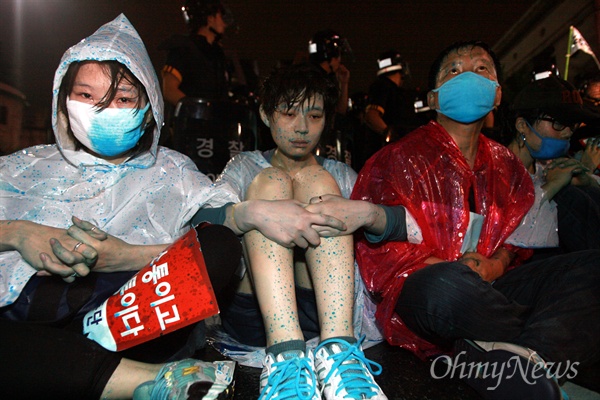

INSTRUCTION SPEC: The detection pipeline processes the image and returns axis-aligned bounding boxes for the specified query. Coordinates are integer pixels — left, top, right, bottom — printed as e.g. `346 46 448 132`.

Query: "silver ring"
73 242 83 252
68 272 79 278
90 226 97 232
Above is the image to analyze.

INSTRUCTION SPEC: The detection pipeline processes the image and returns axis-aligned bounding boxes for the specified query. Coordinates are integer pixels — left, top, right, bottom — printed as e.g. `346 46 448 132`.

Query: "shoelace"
151 363 203 400
260 356 317 400
319 338 383 398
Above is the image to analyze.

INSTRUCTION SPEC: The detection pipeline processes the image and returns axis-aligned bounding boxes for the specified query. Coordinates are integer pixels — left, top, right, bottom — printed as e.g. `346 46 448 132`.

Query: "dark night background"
1 0 532 112
3 3 600 398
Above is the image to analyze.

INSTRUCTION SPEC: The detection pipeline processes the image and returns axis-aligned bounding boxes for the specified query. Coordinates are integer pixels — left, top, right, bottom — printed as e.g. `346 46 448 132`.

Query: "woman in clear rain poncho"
0 14 243 399
0 14 240 313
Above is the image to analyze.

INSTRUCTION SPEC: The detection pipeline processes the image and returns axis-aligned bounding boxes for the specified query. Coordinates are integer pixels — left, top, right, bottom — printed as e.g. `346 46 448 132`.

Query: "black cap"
512 75 600 124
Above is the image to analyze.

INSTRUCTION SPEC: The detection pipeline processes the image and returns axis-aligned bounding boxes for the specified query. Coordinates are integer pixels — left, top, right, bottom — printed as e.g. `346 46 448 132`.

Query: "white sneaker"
259 349 319 400
314 337 387 400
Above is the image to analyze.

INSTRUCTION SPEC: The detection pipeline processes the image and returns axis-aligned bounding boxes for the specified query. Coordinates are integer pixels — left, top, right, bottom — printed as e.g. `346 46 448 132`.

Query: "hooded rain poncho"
0 14 236 307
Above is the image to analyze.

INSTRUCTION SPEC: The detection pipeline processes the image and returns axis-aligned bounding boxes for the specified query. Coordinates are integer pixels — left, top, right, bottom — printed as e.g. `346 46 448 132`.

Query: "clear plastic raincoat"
0 14 236 307
209 150 382 366
351 121 534 359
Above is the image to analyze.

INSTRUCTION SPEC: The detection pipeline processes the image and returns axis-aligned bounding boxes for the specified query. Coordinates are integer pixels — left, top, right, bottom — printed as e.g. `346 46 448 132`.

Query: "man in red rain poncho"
323 41 600 400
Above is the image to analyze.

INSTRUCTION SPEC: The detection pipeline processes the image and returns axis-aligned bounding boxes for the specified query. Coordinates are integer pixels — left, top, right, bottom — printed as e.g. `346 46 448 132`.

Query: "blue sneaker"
314 337 387 399
259 350 319 400
133 359 236 400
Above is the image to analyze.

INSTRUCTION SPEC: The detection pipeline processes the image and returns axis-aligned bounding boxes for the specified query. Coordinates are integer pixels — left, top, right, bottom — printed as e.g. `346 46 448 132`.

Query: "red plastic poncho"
351 121 535 359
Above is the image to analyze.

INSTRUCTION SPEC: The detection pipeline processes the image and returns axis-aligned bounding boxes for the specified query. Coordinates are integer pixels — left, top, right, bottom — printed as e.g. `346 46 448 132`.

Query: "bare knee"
246 167 293 200
292 165 341 202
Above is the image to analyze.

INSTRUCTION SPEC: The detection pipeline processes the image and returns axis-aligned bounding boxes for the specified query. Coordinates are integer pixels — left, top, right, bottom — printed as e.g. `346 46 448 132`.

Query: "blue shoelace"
317 337 383 398
260 355 317 400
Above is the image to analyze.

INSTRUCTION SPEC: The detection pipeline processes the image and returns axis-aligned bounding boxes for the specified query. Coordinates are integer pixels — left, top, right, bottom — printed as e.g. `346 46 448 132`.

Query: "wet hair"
58 60 154 158
259 63 339 133
428 40 502 91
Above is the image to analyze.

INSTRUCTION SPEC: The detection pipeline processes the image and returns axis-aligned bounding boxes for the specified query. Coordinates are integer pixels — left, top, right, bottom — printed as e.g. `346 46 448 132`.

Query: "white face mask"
67 98 150 157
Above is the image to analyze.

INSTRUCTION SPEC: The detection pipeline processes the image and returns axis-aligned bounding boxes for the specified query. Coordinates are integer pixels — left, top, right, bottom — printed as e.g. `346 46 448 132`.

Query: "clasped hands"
28 196 364 280
26 217 126 283
233 197 351 249
543 157 593 187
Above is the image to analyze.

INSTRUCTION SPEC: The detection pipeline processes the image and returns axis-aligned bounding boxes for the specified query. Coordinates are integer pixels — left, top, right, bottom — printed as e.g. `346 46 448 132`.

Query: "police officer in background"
308 29 354 164
161 0 234 106
355 50 418 170
308 29 352 116
160 1 257 180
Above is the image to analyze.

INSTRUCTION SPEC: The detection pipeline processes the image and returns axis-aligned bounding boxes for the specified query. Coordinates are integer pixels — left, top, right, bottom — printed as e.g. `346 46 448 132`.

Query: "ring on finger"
68 272 79 278
73 241 83 252
90 226 97 232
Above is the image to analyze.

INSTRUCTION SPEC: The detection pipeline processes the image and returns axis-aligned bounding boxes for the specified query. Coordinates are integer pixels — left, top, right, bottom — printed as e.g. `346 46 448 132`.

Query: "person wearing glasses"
501 75 600 256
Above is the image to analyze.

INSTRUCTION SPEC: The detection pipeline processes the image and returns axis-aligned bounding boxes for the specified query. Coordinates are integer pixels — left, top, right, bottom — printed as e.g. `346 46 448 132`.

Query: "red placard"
83 228 219 351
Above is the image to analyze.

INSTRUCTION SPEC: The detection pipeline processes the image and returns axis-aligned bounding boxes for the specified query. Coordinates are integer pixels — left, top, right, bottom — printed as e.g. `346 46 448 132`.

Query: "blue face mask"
524 121 570 160
67 99 150 157
432 72 499 123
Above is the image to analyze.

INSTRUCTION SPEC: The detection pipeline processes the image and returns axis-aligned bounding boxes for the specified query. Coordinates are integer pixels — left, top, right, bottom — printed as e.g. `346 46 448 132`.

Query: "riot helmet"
308 29 353 64
377 50 409 77
182 0 234 32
